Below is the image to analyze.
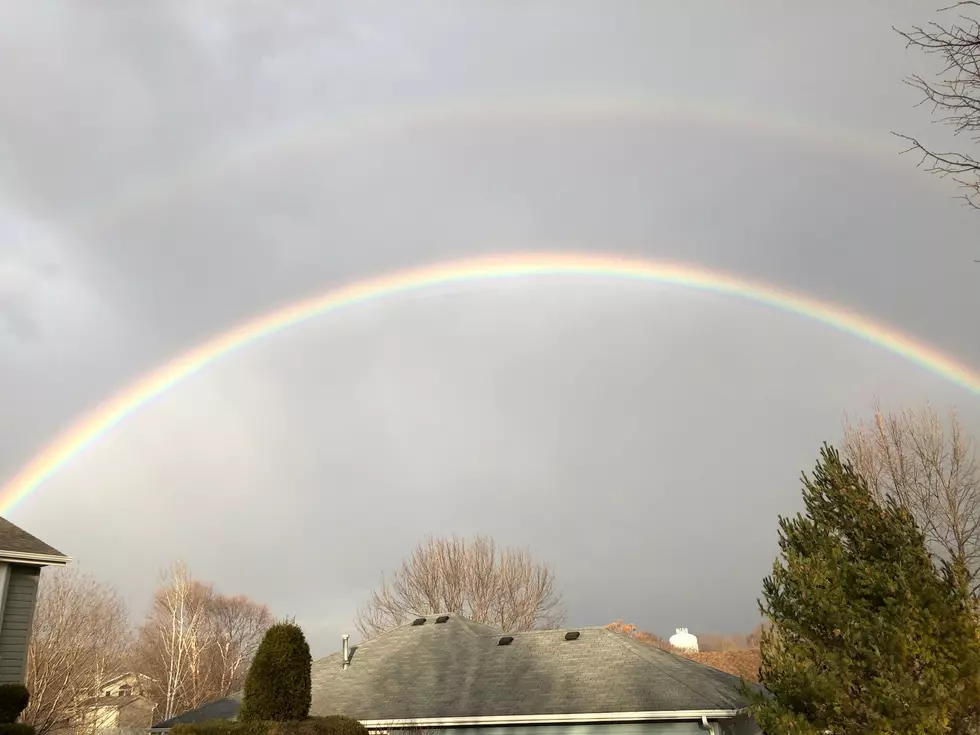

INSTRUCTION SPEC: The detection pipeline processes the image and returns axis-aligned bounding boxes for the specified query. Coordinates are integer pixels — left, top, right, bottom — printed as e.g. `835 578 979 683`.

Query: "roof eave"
359 708 750 729
0 550 72 566
149 708 751 733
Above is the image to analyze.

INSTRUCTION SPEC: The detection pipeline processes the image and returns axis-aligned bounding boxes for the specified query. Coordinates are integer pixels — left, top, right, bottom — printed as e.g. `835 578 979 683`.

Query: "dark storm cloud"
1 0 979 655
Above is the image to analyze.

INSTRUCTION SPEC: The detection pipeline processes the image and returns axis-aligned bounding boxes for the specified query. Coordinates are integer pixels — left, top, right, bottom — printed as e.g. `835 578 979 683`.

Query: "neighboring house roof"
154 695 242 729
99 672 146 688
153 614 762 731
0 517 70 565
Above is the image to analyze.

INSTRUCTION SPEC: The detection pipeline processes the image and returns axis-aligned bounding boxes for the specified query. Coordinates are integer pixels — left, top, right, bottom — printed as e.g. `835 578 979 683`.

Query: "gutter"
359 708 750 729
0 551 72 566
150 708 751 733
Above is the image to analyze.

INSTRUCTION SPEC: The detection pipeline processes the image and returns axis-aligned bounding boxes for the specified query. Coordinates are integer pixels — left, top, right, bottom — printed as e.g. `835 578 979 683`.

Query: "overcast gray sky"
3 0 980 657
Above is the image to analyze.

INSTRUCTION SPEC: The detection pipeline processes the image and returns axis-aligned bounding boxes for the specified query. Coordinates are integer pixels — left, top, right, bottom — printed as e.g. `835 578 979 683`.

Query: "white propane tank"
668 627 699 652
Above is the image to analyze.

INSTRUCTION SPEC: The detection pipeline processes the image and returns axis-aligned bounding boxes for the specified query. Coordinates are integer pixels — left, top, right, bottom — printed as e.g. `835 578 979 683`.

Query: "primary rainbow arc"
1 252 977 514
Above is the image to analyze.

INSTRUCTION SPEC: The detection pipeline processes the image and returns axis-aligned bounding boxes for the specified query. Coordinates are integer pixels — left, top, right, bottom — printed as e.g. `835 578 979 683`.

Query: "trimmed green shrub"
312 715 368 735
0 724 35 735
172 718 366 735
0 685 30 724
238 622 312 723
172 722 267 735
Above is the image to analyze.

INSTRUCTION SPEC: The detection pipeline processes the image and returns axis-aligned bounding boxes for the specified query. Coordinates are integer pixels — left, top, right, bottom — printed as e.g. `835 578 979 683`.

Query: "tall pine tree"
748 444 980 735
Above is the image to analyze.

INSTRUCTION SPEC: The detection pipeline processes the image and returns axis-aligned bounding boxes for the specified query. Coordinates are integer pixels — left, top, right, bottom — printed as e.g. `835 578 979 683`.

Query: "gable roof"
154 614 759 730
0 517 70 564
98 671 146 688
154 693 241 730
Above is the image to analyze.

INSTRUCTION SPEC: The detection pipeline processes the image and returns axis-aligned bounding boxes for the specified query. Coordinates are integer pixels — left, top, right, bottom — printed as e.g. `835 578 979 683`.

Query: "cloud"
1 0 979 658
0 207 108 348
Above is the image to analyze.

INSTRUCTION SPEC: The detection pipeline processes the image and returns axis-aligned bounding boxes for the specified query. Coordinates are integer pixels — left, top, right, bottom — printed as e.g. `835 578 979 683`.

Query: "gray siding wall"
435 722 716 735
0 565 40 683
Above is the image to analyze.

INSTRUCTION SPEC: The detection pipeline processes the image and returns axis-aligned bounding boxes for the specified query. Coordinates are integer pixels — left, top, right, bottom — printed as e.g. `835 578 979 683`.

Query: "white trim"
359 709 749 729
0 551 71 566
0 563 10 642
149 709 749 733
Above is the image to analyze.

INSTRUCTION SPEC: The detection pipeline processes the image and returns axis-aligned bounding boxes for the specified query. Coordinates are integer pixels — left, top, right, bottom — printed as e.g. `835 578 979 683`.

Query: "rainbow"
76 97 901 237
2 252 977 514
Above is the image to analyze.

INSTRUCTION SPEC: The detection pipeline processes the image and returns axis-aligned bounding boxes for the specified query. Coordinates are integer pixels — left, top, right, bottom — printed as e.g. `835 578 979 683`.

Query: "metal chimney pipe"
342 634 350 669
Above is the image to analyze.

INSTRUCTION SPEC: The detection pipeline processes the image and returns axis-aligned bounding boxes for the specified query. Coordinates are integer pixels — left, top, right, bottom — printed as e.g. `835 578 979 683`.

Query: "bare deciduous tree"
895 3 980 209
605 620 768 652
355 535 565 639
604 620 673 650
207 593 273 700
136 561 213 721
696 633 751 653
745 621 771 649
843 400 980 590
133 561 272 721
24 569 131 735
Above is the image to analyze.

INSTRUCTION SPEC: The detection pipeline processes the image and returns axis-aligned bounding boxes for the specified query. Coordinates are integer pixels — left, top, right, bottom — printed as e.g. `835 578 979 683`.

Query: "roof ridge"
312 614 502 666
600 629 737 708
494 625 607 637
311 623 405 666
453 617 504 637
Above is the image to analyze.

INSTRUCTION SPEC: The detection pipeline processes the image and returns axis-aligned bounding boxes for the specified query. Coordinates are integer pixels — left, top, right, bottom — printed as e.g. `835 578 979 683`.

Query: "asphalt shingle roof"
154 693 243 729
154 614 757 729
0 517 67 558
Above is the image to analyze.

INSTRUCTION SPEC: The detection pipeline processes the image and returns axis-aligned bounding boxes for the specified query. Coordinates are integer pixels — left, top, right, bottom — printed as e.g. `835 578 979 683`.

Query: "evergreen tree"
238 621 312 723
747 444 980 735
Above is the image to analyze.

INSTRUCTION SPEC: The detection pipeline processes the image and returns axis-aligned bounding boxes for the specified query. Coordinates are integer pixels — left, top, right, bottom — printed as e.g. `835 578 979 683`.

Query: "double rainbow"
1 252 976 514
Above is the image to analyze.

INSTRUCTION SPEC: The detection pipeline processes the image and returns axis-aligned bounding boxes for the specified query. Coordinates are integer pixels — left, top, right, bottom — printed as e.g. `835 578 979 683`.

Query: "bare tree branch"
842 400 980 593
604 620 674 650
132 561 272 721
23 569 131 735
355 535 565 639
896 3 980 209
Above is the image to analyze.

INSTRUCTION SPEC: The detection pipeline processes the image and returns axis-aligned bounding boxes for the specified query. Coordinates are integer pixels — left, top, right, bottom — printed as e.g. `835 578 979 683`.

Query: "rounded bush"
239 622 312 723
0 685 30 724
0 724 35 735
312 715 368 735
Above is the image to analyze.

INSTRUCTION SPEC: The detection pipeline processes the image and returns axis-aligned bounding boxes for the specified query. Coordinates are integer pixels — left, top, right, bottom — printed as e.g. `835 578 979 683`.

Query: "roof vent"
435 615 450 623
564 631 581 641
411 617 427 626
498 636 514 646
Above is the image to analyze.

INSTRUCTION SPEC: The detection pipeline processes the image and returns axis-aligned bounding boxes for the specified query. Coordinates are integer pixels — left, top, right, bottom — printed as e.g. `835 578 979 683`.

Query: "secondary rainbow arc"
75 96 900 238
1 252 976 515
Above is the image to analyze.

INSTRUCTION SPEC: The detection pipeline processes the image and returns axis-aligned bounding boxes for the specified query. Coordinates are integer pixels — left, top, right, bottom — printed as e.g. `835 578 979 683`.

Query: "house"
0 516 70 683
75 672 158 735
97 672 155 699
151 614 763 735
54 672 157 735
74 693 156 735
